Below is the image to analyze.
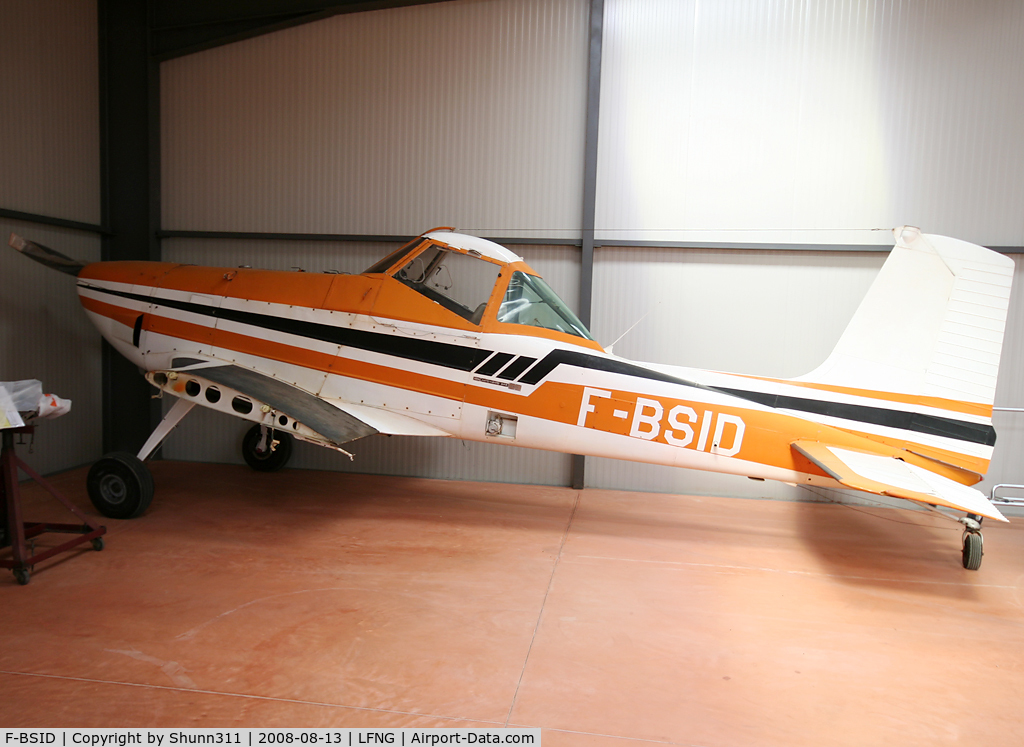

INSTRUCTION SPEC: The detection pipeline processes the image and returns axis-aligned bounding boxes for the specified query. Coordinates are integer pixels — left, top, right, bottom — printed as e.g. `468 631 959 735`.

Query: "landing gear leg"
242 424 293 472
86 397 195 519
960 515 983 571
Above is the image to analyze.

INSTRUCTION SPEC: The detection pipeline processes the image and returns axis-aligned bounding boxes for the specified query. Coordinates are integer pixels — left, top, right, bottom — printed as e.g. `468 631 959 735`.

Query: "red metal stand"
0 426 107 585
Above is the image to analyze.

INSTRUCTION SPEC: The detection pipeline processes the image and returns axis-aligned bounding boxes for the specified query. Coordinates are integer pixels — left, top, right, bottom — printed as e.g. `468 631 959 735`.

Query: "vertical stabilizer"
795 227 1014 406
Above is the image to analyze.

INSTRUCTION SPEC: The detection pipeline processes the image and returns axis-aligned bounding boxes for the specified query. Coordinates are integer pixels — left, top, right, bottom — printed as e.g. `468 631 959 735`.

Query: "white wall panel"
590 246 884 376
597 0 1024 247
161 0 589 240
0 220 102 476
160 239 577 487
0 0 100 224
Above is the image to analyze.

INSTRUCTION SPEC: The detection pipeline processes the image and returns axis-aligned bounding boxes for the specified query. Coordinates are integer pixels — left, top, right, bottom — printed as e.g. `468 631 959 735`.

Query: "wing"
183 362 453 444
793 440 1007 522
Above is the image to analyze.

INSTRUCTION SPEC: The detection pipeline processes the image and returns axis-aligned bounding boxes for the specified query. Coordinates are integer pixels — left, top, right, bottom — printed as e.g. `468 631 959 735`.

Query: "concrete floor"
1 461 1023 745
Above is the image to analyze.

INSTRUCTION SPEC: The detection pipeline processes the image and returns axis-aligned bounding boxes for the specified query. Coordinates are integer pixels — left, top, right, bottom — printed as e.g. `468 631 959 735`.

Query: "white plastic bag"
0 380 71 426
36 393 72 419
1 380 42 411
0 385 24 429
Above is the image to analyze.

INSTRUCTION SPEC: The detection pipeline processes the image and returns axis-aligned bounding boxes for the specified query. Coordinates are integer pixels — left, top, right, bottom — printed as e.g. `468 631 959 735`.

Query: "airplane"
9 225 1015 570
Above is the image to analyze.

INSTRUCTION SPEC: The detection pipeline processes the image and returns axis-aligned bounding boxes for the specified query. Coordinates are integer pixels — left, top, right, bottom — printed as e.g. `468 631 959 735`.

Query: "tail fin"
796 227 1014 407
9 233 87 276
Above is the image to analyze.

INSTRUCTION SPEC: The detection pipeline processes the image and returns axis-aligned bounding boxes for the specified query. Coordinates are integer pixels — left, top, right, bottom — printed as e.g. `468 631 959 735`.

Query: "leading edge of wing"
792 440 1007 522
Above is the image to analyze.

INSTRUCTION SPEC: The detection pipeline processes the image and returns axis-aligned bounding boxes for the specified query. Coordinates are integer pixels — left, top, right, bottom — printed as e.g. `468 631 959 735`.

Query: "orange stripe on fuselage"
80 295 143 330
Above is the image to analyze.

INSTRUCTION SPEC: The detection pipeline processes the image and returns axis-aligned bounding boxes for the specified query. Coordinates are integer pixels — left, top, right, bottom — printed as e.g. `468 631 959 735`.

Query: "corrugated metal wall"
161 0 590 240
0 220 102 476
596 0 1024 247
0 0 103 476
159 239 578 486
0 0 100 224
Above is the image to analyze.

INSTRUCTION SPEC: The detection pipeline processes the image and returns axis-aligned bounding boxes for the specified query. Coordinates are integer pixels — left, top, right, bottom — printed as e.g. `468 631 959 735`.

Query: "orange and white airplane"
10 225 1014 569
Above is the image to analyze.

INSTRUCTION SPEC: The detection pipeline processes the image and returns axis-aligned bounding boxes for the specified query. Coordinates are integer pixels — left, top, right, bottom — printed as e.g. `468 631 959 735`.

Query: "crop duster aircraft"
9 226 1015 569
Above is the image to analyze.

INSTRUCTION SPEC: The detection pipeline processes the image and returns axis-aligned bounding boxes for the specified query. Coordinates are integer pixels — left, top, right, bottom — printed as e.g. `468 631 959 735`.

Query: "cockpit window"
395 246 501 324
364 239 426 274
497 271 594 340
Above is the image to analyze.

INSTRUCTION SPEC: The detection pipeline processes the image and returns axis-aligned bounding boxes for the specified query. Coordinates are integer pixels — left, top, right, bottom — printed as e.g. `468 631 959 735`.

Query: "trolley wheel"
13 568 30 585
242 425 293 472
962 532 983 571
86 452 155 519
91 537 105 551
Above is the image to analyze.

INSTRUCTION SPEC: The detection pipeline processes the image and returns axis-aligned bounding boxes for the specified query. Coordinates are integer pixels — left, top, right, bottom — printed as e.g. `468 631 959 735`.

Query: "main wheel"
962 532 983 571
242 425 293 472
13 568 30 585
86 452 155 519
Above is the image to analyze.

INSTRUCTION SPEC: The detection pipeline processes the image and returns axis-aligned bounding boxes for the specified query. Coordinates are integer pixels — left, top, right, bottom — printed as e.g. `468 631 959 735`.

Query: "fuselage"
74 233 995 494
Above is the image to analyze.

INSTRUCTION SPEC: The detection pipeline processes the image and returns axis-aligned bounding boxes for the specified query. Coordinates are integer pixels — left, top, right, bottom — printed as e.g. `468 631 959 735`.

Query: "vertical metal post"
98 0 162 454
571 0 604 491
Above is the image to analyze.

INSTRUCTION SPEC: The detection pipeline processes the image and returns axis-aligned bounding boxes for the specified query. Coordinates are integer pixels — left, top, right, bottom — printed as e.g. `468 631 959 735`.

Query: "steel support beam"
151 0 458 61
98 0 162 454
571 0 604 491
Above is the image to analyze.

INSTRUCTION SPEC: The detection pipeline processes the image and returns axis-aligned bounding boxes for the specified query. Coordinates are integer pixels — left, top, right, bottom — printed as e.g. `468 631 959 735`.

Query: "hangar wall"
161 0 590 240
0 0 101 225
157 0 1024 497
596 0 1024 247
0 0 103 476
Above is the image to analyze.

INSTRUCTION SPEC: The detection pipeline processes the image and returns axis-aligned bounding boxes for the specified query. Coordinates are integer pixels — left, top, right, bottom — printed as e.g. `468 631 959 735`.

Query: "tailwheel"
242 424 293 472
962 531 983 571
86 452 155 519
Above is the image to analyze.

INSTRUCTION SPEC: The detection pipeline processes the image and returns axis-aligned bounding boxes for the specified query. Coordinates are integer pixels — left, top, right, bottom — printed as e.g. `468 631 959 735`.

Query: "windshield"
497 271 594 340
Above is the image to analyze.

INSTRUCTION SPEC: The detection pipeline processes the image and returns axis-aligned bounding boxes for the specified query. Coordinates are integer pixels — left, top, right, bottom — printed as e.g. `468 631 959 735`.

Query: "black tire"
91 537 105 551
962 532 983 571
86 452 155 519
13 568 30 585
242 424 294 472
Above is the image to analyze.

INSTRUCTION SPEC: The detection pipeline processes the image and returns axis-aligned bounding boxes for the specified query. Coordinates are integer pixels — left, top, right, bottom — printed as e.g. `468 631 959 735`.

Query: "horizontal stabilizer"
9 233 87 276
793 440 1007 522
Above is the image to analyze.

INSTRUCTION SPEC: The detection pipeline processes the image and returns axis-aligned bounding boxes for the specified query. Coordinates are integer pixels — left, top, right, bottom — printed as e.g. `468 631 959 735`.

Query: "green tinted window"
497 271 594 340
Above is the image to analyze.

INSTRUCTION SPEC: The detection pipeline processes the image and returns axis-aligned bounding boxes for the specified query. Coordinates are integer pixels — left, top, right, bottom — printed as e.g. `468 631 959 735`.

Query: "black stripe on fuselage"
84 284 994 446
519 350 994 446
83 285 492 371
713 387 996 447
475 352 514 376
498 356 537 381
